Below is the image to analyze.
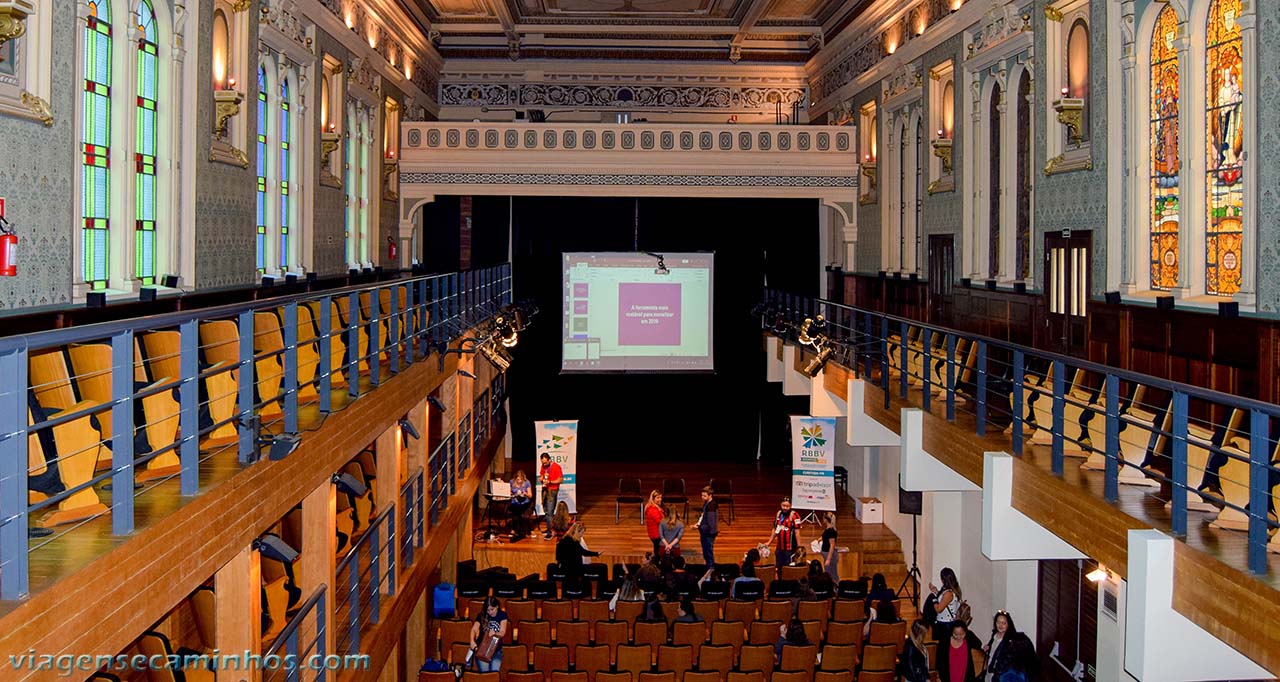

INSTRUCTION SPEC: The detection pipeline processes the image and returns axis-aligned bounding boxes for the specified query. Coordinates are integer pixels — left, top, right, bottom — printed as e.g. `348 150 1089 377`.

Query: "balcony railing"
0 264 512 601
336 507 396 656
762 288 1280 577
401 466 425 570
263 586 335 682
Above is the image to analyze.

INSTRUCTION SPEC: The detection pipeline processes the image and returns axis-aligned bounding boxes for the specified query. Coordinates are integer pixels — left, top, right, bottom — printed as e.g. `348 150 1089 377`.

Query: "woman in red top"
644 490 665 556
934 620 981 682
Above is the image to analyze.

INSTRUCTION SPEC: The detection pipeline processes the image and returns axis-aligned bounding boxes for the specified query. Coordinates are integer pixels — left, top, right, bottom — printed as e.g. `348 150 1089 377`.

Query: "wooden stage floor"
467 460 910 588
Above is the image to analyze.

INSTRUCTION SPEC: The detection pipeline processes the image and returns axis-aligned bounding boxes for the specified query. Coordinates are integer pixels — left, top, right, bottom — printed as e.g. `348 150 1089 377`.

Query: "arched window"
1016 71 1032 280
135 0 159 285
344 105 355 266
1149 4 1180 290
359 109 371 265
1067 19 1090 141
897 118 908 270
279 77 291 271
988 83 1002 279
212 10 229 88
81 0 113 290
256 65 268 273
1205 0 1244 296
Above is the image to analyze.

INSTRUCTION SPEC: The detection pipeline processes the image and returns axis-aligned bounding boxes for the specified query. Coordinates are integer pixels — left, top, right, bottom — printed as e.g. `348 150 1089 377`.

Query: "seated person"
507 470 533 540
731 559 764 600
609 576 645 614
549 501 573 539
666 555 700 598
807 559 835 596
864 598 900 638
639 592 666 622
674 596 703 623
774 617 812 663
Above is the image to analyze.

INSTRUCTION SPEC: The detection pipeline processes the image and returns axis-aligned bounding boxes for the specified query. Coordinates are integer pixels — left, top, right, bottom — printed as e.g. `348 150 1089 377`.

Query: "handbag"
476 634 500 663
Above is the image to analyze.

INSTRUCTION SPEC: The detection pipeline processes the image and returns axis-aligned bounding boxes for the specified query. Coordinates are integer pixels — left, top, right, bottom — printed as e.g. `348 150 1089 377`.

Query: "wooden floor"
468 460 912 596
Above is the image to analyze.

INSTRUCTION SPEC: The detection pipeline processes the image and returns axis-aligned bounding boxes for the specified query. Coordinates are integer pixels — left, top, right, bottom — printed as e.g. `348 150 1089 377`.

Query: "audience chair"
301 300 349 388
759 600 791 624
638 673 676 682
748 621 781 646
25 401 109 528
502 643 531 673
681 673 720 682
574 645 610 682
779 644 817 677
656 644 694 680
800 620 822 647
551 673 587 682
778 565 807 582
700 581 730 601
542 600 575 627
556 620 589 662
725 674 764 682
832 600 865 623
867 621 906 653
617 645 654 677
507 600 537 627
69 342 181 474
440 619 474 659
796 599 829 627
420 672 457 682
737 645 775 679
770 673 808 682
616 478 644 523
661 478 689 518
707 478 735 523
767 581 798 599
579 600 610 637
709 621 744 661
595 621 629 664
692 600 720 624
137 632 214 682
814 672 854 682
855 672 895 682
671 621 707 662
594 674 632 682
695 645 734 680
505 673 544 682
723 600 757 629
533 645 570 678
634 621 669 661
860 644 897 672
819 644 858 671
754 565 775 592
517 620 552 647
615 600 644 630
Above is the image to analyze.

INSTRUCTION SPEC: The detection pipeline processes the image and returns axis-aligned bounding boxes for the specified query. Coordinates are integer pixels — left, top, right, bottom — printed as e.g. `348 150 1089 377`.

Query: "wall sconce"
931 135 953 175
859 155 878 205
213 88 244 140
1053 89 1085 147
0 0 34 48
321 128 341 166
382 153 399 201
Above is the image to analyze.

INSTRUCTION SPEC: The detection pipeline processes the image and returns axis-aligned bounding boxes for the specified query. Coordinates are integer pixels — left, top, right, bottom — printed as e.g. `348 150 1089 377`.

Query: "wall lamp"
332 471 369 497
1086 566 1109 583
398 417 420 440
253 533 300 563
236 415 301 462
426 396 447 412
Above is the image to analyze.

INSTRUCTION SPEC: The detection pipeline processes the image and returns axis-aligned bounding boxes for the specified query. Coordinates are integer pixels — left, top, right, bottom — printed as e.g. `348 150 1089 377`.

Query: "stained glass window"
82 0 112 289
256 65 267 273
359 111 370 265
989 83 1002 279
345 107 356 265
134 0 158 285
280 77 291 270
1205 0 1244 296
1149 5 1180 290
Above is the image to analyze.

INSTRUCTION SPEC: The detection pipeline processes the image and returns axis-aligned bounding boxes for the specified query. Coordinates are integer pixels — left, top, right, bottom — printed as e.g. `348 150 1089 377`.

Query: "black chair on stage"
709 478 735 523
458 581 488 599
598 580 621 599
527 580 556 599
616 477 644 524
837 578 868 600
546 562 569 583
584 563 609 581
769 580 799 598
701 580 730 600
562 580 591 599
662 478 689 519
495 581 524 599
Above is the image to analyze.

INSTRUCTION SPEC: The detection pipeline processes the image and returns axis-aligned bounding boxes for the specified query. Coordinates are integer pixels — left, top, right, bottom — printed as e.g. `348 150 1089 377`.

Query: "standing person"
644 490 665 556
984 610 1038 682
898 621 932 682
928 567 965 640
556 522 600 582
467 596 509 673
819 512 839 580
935 620 982 682
768 497 803 568
508 470 533 541
696 486 719 568
538 453 563 539
660 508 685 558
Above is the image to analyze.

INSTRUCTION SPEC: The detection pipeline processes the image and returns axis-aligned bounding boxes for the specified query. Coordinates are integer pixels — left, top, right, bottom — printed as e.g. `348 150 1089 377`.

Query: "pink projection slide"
618 283 682 345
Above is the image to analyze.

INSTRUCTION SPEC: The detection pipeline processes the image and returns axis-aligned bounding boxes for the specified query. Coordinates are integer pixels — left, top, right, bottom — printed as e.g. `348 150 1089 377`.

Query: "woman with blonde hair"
644 490 665 556
508 470 533 540
899 620 931 682
556 521 600 582
550 500 572 539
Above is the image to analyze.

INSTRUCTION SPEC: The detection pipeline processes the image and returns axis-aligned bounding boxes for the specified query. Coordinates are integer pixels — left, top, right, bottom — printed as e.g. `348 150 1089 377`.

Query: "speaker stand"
896 513 922 609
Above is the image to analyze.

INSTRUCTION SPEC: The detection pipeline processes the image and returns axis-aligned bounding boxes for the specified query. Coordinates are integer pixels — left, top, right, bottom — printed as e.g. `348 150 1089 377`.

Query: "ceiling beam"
729 0 774 61
484 0 522 47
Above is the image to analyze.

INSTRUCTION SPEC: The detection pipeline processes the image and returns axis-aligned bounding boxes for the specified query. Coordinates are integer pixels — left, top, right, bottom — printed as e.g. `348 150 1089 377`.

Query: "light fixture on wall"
398 417 420 441
0 0 34 48
1086 566 1109 582
1053 87 1085 147
859 154 879 205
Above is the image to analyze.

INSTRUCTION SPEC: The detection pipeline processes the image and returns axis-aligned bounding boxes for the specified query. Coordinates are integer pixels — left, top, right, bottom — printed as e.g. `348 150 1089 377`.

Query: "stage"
467 460 903 586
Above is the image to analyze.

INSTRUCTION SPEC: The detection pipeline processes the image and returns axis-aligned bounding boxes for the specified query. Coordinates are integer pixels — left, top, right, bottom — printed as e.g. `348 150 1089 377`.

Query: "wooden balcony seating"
927 339 978 405
137 631 215 682
27 400 109 528
254 310 315 405
66 343 180 482
1007 360 1051 436
334 296 372 376
191 586 216 652
1081 382 1148 476
1211 436 1280 533
358 291 390 364
1086 394 1167 489
1176 407 1244 512
301 301 348 388
198 319 283 418
140 331 240 447
29 347 110 469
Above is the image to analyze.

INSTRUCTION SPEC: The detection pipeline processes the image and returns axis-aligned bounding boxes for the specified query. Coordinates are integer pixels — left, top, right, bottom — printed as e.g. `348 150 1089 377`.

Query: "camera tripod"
896 513 922 608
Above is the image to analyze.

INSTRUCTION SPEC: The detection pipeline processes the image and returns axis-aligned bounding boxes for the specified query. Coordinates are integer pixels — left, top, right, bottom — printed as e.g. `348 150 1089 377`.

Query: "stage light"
332 471 369 497
426 395 446 412
1086 566 1109 583
458 368 476 379
800 344 834 378
798 315 826 347
266 433 301 461
479 343 512 371
398 417 420 440
253 533 300 563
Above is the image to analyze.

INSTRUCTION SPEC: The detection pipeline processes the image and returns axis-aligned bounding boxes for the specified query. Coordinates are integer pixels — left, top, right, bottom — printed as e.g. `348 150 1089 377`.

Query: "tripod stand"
896 513 922 608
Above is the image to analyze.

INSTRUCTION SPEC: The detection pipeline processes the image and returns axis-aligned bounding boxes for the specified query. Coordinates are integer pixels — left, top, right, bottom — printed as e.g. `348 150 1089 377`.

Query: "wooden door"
1037 559 1099 682
928 234 955 325
1043 231 1092 357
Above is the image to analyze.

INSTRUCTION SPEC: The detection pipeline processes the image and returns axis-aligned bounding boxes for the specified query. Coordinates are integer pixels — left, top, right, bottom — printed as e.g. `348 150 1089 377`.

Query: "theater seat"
141 331 239 446
299 302 346 388
334 296 371 375
27 401 109 528
136 631 215 682
199 319 283 418
261 574 292 644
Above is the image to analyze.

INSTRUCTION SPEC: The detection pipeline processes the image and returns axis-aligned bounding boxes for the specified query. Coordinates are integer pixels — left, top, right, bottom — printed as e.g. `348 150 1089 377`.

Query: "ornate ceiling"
399 0 871 63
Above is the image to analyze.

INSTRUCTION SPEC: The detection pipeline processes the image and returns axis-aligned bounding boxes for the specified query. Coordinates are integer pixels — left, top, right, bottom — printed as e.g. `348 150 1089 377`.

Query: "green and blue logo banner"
791 415 837 511
535 420 579 514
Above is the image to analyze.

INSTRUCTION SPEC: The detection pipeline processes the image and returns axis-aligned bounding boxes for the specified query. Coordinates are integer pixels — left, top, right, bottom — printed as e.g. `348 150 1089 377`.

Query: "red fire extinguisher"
387 236 397 261
0 217 16 277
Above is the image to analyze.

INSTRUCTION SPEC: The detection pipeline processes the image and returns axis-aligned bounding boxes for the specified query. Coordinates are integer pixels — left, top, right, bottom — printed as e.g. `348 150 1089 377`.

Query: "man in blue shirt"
697 486 718 568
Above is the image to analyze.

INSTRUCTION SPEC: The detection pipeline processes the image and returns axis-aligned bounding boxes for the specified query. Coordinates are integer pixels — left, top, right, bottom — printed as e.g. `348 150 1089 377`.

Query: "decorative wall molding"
438 82 807 111
401 172 857 188
259 0 316 64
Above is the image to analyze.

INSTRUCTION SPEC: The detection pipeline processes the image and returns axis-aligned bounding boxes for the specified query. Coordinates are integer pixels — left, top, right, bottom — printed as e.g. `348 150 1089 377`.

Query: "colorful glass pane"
280 78 290 270
1205 0 1243 296
1149 5 1180 290
82 3 112 288
359 113 370 263
134 0 158 285
345 109 356 265
257 65 267 273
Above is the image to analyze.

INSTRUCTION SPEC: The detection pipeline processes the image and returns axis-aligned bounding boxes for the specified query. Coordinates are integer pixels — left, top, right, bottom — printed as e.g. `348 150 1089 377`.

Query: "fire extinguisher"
0 216 16 277
387 236 397 262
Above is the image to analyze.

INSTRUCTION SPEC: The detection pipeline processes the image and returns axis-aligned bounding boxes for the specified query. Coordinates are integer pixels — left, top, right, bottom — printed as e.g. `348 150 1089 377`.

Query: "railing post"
898 321 908 399
946 334 957 422
110 331 136 534
921 328 932 412
348 547 360 655
368 289 381 387
1248 408 1269 575
418 279 430 360
318 296 333 414
285 628 301 682
1170 391 1188 538
0 347 30 600
317 590 328 682
179 319 200 494
283 303 300 435
370 521 381 625
346 292 359 398
1052 359 1065 476
417 473 425 546
1104 374 1120 502
389 285 401 373
237 310 256 463
879 317 889 410
388 511 397 596
975 341 987 437
1011 350 1024 455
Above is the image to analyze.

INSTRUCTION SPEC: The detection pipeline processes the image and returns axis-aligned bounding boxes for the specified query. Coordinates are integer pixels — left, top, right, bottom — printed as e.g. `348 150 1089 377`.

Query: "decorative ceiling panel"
429 0 492 17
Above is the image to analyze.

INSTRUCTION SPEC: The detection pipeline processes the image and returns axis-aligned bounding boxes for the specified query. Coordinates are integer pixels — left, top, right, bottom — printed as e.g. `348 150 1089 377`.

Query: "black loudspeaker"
1105 291 1122 305
306 272 318 283
878 271 887 280
348 268 359 277
285 273 298 284
162 274 179 288
960 278 972 288
86 291 107 308
985 279 998 291
892 271 902 280
909 272 919 281
261 276 275 287
1013 282 1027 294
139 287 158 302
899 487 923 515
1219 301 1239 318
1156 295 1175 310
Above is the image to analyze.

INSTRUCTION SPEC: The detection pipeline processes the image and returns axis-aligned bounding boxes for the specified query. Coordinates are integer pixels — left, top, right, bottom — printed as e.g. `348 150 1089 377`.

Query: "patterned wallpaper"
0 0 75 309
193 0 259 289
919 35 965 281
853 87 882 274
312 29 350 276
1255 2 1280 312
1032 0 1108 295
379 79 405 271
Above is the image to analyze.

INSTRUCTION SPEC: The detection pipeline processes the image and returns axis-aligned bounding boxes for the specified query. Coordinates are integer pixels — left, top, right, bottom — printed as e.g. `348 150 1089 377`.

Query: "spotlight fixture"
1085 566 1109 583
426 395 447 412
458 368 476 379
253 533 300 563
332 471 369 497
798 315 827 347
398 417 420 441
800 343 834 378
265 432 301 461
479 343 512 371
